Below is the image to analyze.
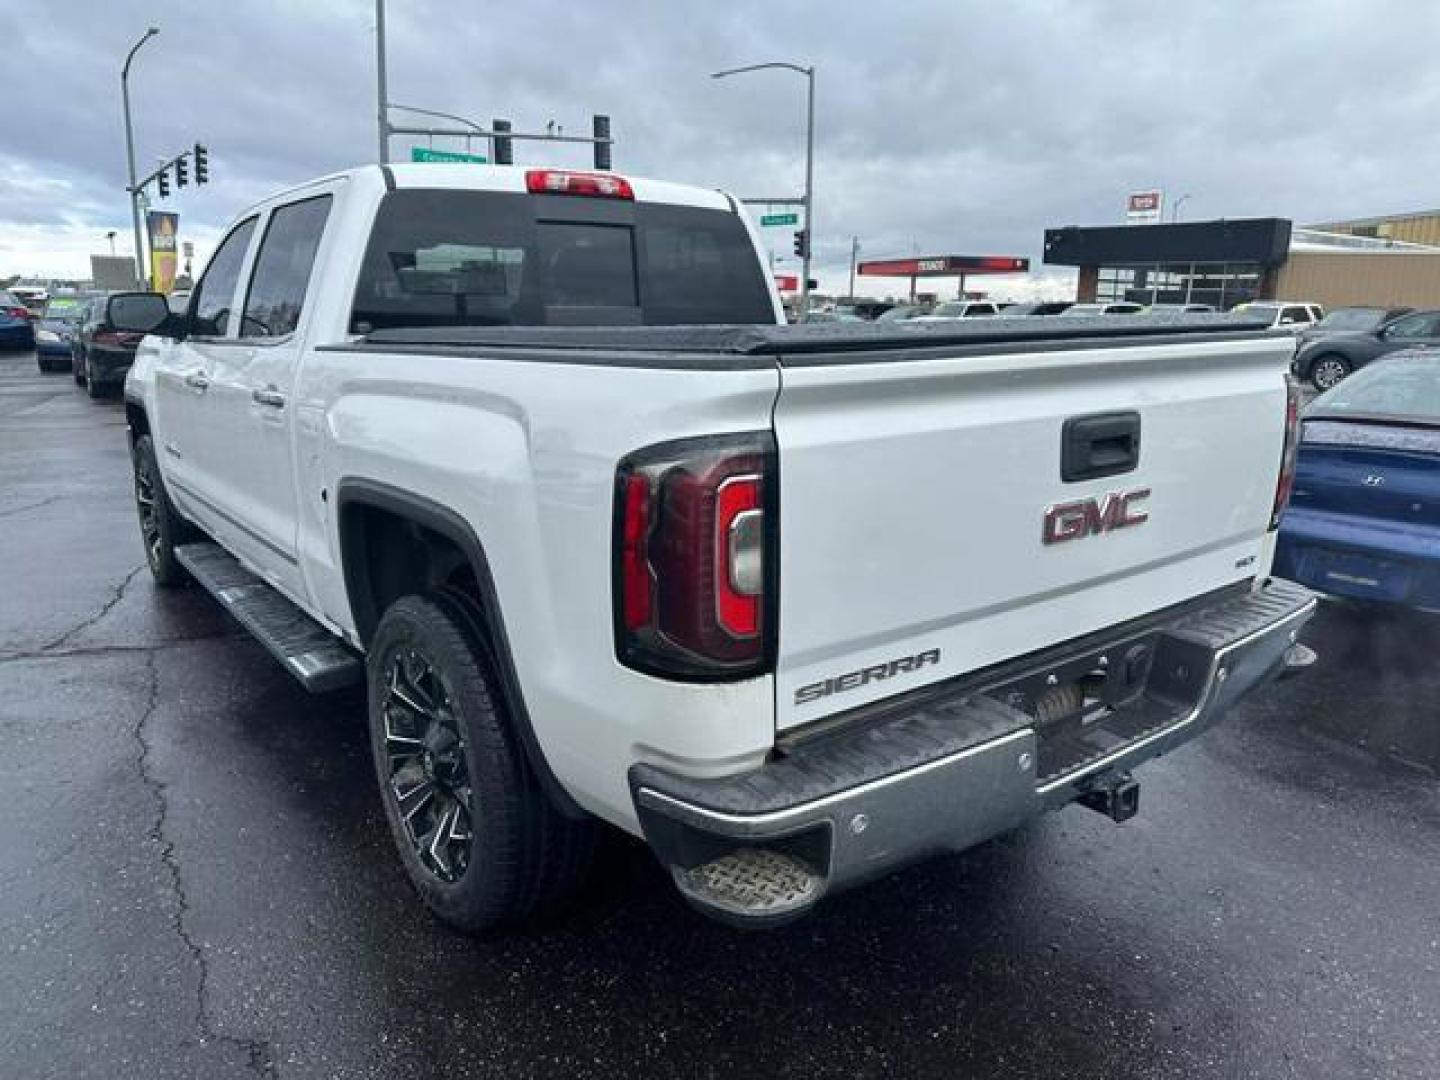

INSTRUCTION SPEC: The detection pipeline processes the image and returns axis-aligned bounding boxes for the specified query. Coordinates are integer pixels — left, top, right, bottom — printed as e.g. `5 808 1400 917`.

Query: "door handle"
252 386 286 408
184 371 210 391
1061 411 1141 482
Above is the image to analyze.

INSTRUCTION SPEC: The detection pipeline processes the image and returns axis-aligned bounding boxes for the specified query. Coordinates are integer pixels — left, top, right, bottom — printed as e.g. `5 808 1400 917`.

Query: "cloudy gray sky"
3 0 1439 296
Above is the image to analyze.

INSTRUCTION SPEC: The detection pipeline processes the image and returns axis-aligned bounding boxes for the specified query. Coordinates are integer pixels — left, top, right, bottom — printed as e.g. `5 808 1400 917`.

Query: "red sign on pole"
774 274 799 292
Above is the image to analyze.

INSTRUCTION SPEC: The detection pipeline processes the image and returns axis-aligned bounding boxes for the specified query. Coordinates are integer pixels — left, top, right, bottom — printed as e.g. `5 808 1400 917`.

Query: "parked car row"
9 289 151 398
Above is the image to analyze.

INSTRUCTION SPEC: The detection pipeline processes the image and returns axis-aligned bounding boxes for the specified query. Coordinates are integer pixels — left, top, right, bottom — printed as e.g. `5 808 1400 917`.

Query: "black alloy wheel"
131 434 189 585
367 593 596 932
379 645 474 884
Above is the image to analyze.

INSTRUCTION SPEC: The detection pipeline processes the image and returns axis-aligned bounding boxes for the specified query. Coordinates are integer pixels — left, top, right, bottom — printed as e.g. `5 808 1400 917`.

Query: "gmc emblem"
1043 488 1150 544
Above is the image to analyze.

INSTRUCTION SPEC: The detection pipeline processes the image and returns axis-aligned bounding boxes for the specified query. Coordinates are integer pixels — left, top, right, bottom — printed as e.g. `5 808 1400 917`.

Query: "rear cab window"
349 189 775 333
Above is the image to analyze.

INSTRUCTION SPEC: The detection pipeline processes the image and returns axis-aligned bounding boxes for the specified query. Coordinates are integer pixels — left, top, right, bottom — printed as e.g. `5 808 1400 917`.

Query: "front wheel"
131 434 192 586
1309 354 1351 392
368 593 594 933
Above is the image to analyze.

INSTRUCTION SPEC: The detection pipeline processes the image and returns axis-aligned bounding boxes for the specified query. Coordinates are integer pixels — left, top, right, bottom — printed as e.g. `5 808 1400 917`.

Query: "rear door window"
240 195 333 339
192 216 258 337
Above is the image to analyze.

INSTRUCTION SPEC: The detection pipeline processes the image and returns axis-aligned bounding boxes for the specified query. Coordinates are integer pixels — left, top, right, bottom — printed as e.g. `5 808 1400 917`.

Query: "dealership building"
1043 212 1440 310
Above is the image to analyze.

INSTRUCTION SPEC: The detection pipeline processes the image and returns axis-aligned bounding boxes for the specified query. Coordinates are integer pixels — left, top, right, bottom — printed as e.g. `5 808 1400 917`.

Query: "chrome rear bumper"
631 578 1318 927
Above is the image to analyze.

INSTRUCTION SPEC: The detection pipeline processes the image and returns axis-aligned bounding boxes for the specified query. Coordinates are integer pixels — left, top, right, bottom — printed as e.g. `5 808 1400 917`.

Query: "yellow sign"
147 211 179 294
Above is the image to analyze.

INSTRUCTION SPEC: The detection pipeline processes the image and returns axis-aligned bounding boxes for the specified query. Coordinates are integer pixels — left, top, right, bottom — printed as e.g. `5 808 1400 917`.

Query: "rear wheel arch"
335 479 584 819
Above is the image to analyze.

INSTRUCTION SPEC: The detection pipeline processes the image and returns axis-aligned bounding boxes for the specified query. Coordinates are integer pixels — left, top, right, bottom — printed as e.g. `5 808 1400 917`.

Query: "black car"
1297 305 1412 348
1293 309 1440 391
71 295 143 398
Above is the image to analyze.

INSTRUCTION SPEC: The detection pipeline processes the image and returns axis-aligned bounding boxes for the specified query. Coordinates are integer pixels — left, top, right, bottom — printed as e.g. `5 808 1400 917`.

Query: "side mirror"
107 292 175 336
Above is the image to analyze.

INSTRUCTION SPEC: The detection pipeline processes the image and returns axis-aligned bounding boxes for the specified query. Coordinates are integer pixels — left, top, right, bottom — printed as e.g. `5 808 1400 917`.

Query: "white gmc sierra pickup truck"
113 163 1316 930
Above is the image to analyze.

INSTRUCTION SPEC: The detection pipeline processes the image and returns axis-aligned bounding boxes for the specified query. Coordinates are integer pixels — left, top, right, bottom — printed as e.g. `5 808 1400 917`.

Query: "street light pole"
711 61 816 314
375 0 390 163
848 235 859 300
121 27 159 288
801 66 815 314
1172 193 1193 222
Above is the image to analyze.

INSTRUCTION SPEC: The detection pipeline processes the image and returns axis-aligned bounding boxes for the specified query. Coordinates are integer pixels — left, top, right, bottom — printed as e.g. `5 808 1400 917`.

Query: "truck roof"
238 163 734 218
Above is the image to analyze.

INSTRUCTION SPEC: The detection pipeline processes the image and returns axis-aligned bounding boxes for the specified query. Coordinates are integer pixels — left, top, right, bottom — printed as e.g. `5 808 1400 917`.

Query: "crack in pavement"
0 631 246 666
0 494 62 520
133 650 280 1079
41 564 145 652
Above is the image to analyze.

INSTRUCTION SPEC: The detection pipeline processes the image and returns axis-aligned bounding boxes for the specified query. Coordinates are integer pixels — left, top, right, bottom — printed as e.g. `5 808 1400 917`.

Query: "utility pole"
847 235 859 300
121 27 159 287
375 0 390 163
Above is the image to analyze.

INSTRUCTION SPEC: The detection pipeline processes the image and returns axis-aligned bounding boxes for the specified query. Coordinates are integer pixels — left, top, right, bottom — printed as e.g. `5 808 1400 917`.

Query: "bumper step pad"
674 849 823 926
175 542 362 693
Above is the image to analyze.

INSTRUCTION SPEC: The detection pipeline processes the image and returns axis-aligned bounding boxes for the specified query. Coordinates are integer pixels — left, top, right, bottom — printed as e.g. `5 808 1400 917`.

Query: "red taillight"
1270 374 1302 529
614 434 775 680
620 474 653 630
526 169 634 200
94 329 143 347
5 306 30 320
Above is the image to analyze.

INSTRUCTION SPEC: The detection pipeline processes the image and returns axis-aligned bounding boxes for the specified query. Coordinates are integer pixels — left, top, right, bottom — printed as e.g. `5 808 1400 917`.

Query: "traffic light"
592 114 611 171
194 143 209 184
793 229 809 259
492 119 513 166
157 168 170 198
175 154 188 187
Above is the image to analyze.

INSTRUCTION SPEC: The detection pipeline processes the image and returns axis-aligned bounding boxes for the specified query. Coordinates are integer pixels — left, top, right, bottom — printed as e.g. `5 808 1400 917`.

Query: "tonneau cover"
360 313 1274 358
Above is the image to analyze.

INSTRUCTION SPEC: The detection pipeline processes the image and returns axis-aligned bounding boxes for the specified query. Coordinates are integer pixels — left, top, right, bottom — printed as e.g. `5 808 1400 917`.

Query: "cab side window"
240 196 333 339
191 217 258 338
1384 313 1438 340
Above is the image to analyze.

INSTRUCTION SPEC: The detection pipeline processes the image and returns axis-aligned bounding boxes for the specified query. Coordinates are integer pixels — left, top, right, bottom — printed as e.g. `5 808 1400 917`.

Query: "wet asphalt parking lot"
0 347 1437 1080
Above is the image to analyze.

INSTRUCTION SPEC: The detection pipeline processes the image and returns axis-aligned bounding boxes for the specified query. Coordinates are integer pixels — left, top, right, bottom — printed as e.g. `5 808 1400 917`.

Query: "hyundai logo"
1362 475 1385 487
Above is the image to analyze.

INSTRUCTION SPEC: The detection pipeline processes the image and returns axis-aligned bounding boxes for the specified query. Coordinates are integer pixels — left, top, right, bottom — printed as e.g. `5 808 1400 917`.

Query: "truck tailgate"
773 334 1294 731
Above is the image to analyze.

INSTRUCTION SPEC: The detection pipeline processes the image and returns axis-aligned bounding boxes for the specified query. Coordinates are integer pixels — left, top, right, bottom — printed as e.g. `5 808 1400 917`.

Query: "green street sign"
760 212 799 227
411 147 488 164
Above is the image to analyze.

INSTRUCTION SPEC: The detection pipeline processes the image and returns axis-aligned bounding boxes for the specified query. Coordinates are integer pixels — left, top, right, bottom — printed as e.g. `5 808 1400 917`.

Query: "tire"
367 593 595 933
131 434 192 586
36 354 53 374
85 355 104 398
1309 354 1351 392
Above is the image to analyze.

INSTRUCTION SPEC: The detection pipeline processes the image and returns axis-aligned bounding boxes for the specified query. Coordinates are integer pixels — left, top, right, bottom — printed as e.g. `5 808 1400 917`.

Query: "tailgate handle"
1061 412 1141 482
